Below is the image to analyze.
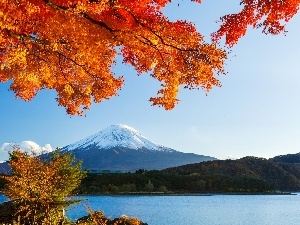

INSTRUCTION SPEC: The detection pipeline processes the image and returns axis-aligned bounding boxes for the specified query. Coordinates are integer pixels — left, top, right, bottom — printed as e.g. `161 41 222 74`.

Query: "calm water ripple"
66 194 300 225
2 194 300 225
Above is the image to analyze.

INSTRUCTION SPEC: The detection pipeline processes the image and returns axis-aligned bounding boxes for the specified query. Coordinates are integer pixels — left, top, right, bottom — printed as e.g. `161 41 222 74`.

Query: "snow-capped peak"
64 124 173 152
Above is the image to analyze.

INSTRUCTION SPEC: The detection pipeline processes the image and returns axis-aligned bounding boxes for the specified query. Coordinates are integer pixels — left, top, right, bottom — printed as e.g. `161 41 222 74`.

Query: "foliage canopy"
1 148 85 224
1 0 298 114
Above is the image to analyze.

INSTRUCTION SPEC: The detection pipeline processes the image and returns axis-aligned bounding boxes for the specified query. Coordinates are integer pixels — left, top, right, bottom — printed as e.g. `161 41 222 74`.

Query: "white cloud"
0 141 54 162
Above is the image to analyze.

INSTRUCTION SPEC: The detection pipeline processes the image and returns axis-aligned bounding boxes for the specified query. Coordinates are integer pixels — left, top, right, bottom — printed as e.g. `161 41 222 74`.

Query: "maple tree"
1 0 298 115
1 147 85 224
213 0 300 46
0 0 227 115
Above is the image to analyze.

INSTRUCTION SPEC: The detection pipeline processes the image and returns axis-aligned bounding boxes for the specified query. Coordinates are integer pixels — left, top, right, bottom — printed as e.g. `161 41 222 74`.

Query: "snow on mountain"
59 124 217 171
0 141 53 162
64 124 174 152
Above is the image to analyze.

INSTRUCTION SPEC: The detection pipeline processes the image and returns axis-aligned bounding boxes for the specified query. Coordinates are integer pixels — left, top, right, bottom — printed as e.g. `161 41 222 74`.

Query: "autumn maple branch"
4 29 49 45
116 6 197 51
81 14 117 33
42 0 117 33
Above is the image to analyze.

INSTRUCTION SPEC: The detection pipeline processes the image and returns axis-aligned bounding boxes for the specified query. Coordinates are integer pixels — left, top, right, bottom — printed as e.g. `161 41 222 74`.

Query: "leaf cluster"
0 0 226 115
1 147 86 224
213 0 300 46
76 210 147 225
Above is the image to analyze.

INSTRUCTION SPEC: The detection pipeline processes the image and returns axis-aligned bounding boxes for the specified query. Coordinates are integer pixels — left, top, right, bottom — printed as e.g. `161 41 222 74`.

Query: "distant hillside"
79 167 272 194
163 156 300 191
271 153 300 163
3 153 300 193
79 156 300 194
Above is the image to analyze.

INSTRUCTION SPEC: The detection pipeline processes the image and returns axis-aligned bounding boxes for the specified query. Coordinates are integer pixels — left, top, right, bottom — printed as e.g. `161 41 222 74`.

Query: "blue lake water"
1 194 300 225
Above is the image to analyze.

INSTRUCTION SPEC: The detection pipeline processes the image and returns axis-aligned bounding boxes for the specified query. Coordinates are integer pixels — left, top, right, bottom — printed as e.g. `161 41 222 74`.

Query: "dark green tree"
145 180 154 192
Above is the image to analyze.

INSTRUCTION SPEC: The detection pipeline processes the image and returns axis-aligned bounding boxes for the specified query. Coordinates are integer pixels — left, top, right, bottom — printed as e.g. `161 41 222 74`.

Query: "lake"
1 194 300 225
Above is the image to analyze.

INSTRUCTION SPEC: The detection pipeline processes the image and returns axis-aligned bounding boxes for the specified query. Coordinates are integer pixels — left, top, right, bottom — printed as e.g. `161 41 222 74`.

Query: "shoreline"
75 191 297 196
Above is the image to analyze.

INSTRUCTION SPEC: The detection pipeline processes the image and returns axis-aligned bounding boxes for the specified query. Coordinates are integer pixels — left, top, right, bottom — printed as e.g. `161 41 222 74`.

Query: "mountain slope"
62 124 216 171
271 153 300 163
163 156 300 191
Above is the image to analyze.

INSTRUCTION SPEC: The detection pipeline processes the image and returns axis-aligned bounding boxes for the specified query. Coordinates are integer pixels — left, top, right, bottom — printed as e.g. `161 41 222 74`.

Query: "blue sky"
1 0 300 160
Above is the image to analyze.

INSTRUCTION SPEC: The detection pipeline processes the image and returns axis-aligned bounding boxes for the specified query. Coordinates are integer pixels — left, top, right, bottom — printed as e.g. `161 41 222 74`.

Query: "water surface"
1 194 300 225
65 194 300 225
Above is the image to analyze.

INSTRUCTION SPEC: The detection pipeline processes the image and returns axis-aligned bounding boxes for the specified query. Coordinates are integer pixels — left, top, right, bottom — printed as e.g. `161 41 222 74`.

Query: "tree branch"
4 29 50 45
42 0 117 33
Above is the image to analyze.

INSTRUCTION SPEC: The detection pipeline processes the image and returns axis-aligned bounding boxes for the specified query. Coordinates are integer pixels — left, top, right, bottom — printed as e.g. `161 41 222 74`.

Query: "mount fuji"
62 124 216 171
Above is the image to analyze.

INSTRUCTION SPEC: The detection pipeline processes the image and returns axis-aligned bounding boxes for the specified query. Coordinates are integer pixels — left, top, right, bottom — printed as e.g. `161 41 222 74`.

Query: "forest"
78 155 300 194
79 170 272 194
2 154 300 195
